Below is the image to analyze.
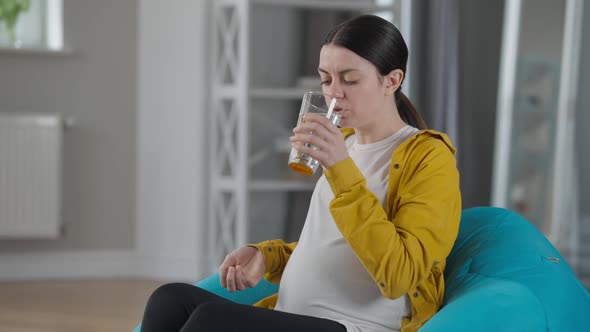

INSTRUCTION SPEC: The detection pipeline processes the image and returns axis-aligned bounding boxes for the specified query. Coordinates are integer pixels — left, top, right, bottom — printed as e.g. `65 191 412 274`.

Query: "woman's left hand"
290 113 349 170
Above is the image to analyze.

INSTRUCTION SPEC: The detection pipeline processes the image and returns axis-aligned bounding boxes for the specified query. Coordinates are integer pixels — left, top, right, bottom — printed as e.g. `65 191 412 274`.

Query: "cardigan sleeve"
324 138 461 299
249 240 298 284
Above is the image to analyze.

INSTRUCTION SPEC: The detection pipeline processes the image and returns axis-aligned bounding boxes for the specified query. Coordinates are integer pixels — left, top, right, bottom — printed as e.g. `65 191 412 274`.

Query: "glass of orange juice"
288 91 341 176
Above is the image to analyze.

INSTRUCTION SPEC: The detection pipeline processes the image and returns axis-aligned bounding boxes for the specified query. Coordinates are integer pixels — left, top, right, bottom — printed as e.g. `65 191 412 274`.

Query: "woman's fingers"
298 114 337 135
295 125 332 145
226 266 236 292
292 121 336 150
222 265 249 292
235 265 247 291
291 113 348 169
291 121 333 161
290 136 329 160
314 113 341 135
219 257 233 289
291 142 326 164
291 131 334 154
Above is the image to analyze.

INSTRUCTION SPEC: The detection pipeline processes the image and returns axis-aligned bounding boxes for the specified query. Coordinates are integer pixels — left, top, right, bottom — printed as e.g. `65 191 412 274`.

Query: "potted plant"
0 0 30 46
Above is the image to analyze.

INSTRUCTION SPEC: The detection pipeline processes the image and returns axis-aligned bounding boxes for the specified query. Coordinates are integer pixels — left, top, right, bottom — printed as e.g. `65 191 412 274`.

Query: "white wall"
0 0 210 281
0 0 137 252
136 0 209 281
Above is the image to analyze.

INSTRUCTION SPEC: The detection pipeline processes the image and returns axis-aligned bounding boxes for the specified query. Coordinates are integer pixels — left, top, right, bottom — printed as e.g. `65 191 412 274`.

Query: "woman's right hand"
219 246 265 292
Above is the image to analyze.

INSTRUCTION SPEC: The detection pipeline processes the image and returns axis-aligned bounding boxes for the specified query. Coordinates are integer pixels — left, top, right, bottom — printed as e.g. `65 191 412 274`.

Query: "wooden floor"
0 279 165 332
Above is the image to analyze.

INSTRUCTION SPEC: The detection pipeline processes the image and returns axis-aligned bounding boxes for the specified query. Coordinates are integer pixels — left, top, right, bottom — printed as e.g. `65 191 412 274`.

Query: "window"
0 0 63 49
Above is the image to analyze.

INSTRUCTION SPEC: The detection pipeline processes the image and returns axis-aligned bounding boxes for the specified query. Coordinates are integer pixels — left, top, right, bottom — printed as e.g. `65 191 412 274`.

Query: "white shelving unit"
208 0 407 269
250 87 311 99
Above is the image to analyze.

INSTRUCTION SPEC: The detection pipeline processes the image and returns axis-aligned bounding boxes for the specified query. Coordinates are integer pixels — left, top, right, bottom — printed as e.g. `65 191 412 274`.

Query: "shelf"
218 177 317 191
250 180 317 191
0 46 74 56
250 87 312 99
253 0 393 12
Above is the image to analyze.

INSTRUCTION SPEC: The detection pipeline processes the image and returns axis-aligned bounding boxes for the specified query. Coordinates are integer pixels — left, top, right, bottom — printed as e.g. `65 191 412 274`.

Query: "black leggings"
140 283 347 332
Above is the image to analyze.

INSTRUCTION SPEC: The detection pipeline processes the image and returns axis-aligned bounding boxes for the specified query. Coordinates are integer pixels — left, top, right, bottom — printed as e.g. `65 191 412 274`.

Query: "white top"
275 125 420 332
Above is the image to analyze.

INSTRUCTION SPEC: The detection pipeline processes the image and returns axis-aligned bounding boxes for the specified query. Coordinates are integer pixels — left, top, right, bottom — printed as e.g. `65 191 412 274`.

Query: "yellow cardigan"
250 129 462 332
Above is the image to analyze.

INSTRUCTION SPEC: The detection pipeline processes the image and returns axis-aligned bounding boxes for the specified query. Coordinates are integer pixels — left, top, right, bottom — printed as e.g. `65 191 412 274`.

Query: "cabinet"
208 0 408 269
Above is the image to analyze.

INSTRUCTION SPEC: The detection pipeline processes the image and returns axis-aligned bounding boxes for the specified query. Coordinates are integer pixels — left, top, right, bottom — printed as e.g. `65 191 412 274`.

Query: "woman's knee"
145 282 195 311
187 302 228 328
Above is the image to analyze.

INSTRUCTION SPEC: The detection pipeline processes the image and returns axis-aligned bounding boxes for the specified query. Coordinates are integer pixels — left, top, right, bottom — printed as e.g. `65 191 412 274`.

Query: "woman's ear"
384 69 404 96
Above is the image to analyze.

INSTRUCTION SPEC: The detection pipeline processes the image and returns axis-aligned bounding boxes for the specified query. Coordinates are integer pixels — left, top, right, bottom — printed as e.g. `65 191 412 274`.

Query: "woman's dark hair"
323 14 427 130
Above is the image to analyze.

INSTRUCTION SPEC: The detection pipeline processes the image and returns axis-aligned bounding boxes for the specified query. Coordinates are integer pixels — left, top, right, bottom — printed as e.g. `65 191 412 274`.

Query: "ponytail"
395 90 427 130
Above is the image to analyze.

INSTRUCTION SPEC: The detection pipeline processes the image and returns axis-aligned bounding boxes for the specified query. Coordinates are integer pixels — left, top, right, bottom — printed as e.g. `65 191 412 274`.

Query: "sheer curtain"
421 0 460 150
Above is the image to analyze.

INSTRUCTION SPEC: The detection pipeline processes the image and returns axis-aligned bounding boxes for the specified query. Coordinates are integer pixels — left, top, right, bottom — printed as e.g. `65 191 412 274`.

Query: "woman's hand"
219 246 265 292
290 113 349 170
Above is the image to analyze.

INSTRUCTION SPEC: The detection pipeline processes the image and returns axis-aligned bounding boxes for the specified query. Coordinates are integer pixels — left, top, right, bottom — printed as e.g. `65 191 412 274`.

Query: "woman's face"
318 44 392 130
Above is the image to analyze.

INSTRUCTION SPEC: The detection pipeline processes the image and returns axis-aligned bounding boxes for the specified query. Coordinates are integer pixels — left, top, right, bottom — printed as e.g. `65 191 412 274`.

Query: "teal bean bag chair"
133 207 590 331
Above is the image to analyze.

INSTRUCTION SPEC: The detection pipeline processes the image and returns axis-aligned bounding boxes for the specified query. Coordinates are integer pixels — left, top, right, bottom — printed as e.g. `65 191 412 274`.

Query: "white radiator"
0 113 63 238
